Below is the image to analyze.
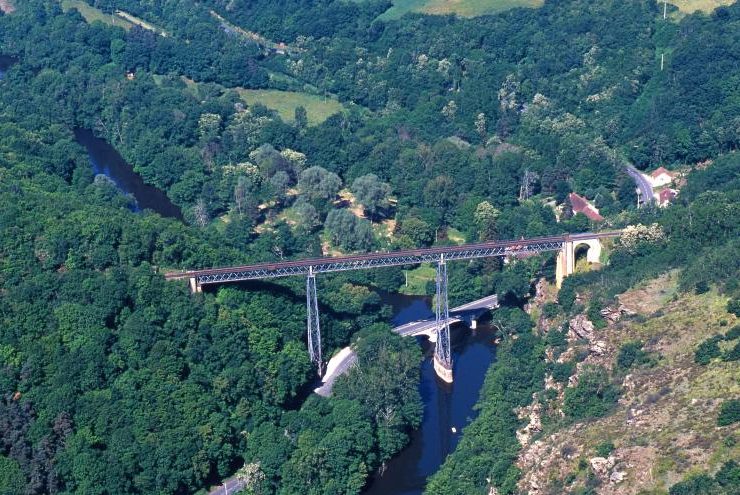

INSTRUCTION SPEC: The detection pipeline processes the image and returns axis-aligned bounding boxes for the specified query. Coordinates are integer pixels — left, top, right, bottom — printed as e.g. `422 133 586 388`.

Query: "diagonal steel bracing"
434 256 451 370
167 232 621 378
306 267 322 375
189 239 569 285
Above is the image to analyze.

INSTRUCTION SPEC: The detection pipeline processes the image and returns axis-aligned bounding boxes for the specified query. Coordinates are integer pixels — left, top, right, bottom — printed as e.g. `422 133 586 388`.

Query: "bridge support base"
189 277 202 293
433 354 453 383
470 318 477 330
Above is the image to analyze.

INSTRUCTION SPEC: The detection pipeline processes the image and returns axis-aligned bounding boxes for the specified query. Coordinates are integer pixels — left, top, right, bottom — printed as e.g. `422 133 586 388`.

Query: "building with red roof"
657 188 678 207
649 167 678 187
568 193 604 222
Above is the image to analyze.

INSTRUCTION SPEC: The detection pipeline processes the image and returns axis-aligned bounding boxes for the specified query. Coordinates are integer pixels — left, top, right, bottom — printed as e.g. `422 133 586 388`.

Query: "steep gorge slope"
517 273 739 494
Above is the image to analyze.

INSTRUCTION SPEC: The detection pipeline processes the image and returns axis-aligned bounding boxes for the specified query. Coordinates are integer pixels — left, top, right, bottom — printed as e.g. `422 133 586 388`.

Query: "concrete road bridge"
166 231 621 382
314 294 499 397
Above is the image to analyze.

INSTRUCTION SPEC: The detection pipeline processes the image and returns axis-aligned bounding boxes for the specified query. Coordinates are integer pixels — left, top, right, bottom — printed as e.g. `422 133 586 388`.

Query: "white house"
648 167 677 188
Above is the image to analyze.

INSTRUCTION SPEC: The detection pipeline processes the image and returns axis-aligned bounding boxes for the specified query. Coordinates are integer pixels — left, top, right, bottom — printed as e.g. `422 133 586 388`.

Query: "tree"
269 171 291 205
236 462 266 494
423 176 455 224
351 174 391 221
441 100 457 121
298 166 342 201
294 105 308 130
0 455 25 495
197 113 222 144
324 209 373 251
395 216 434 247
475 112 487 140
473 201 500 240
193 198 210 227
717 399 740 427
293 200 320 231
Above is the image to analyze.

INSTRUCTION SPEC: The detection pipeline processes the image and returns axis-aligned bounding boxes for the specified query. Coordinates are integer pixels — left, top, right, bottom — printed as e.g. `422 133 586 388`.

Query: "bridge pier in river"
432 255 453 383
167 231 621 381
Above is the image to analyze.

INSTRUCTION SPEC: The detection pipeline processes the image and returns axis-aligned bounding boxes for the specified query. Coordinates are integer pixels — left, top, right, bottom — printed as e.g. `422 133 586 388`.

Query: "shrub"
587 302 607 329
724 342 740 362
546 327 568 349
595 440 615 457
563 366 620 420
669 474 719 495
542 302 560 319
728 299 740 317
694 281 710 294
715 460 740 489
694 336 722 365
717 399 740 427
617 341 650 370
550 361 575 384
725 325 740 340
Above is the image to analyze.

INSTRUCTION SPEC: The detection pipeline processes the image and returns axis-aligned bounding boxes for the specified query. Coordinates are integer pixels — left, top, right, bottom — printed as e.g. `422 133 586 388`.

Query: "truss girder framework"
194 240 566 285
434 257 451 369
306 268 322 375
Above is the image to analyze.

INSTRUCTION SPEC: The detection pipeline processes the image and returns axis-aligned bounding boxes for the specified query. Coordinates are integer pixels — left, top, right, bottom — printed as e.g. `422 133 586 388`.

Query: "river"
74 120 495 494
365 293 497 495
74 128 183 220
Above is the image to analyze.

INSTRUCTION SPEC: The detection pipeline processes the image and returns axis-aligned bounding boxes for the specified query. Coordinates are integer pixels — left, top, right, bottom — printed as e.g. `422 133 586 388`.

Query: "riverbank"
74 128 183 220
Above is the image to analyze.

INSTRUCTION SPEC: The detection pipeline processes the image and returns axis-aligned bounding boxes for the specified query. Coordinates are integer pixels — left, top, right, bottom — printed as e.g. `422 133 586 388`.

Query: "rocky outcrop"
600 304 635 323
516 398 543 447
589 340 609 355
590 455 616 477
568 314 596 341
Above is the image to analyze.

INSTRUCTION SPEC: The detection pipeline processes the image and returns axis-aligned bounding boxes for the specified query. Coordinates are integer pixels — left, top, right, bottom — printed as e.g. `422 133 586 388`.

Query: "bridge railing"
165 231 622 285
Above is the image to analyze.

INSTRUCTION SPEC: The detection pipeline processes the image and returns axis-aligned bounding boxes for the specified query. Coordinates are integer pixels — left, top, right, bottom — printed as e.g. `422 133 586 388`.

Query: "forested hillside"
0 0 739 493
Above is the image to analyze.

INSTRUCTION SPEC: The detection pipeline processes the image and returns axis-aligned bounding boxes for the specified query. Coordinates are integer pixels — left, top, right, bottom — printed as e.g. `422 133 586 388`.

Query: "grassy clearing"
235 89 344 126
115 10 167 36
664 0 736 14
61 0 133 29
378 0 542 20
446 227 466 245
400 264 436 295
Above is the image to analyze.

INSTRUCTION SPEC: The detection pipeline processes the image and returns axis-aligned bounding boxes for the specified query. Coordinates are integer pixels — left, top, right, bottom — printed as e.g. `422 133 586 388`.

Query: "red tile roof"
651 166 675 178
659 188 677 204
568 193 604 222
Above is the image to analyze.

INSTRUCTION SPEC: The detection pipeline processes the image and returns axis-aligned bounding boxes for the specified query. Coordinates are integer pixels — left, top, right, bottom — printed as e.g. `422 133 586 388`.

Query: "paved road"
314 294 499 397
625 164 655 206
208 476 244 495
393 294 499 337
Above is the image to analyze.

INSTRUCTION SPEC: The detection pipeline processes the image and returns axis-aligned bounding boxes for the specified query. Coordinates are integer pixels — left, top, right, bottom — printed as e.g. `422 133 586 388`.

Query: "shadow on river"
365 293 497 495
71 122 496 495
74 128 183 220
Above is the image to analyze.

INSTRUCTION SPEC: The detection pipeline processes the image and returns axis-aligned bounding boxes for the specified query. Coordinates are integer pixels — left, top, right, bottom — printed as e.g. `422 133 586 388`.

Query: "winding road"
209 476 245 495
625 164 655 206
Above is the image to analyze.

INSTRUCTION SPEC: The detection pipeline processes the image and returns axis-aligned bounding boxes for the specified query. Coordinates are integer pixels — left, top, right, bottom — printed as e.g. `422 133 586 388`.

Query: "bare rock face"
590 456 616 478
516 399 543 447
534 278 548 305
589 340 608 355
568 315 596 342
610 470 627 484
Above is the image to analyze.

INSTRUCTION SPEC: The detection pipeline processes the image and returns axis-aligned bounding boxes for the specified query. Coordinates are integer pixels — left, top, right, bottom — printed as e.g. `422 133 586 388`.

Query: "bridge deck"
314 294 499 397
166 232 621 285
